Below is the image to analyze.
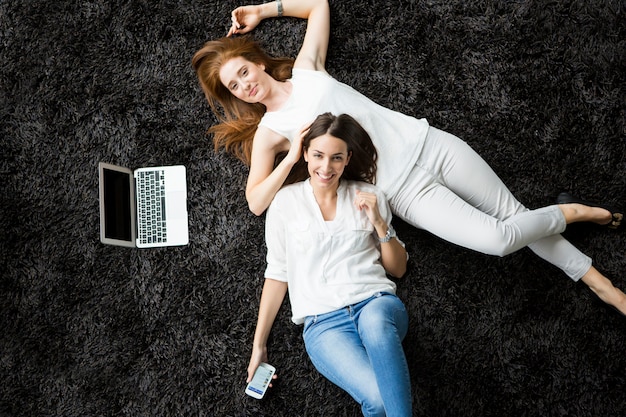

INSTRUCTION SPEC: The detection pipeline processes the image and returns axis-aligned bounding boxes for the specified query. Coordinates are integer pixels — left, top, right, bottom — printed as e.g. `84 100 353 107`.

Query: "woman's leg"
355 293 412 417
582 266 626 316
391 127 592 280
303 306 386 417
303 293 411 417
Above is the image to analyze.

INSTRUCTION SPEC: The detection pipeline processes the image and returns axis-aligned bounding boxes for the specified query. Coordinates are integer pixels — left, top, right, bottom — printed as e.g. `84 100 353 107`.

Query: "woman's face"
219 56 268 103
304 134 351 191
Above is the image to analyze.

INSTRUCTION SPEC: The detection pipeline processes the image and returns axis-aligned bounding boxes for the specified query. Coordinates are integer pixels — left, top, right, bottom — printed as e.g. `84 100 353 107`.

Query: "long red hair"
192 36 294 165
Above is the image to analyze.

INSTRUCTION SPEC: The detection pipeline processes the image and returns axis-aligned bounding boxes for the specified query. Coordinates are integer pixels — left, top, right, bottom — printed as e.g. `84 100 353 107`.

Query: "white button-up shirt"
265 179 400 324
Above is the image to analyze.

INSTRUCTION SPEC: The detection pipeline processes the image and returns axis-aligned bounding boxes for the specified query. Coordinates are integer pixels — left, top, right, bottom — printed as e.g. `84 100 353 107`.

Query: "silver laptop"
98 162 189 248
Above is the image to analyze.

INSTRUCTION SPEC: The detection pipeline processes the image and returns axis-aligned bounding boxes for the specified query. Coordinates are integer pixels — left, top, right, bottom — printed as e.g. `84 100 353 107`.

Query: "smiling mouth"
249 86 257 97
316 172 334 181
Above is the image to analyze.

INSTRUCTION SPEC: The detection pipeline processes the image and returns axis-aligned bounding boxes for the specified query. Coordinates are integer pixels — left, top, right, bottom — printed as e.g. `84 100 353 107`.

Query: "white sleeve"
264 196 288 282
377 188 394 225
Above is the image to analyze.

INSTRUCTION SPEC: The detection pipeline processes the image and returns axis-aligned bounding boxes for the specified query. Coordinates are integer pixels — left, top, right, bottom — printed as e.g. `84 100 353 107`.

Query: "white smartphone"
245 362 276 399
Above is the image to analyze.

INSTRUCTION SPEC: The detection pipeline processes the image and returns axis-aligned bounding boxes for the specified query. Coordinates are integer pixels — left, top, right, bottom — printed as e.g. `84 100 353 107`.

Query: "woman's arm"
228 0 331 70
245 125 301 216
291 0 330 71
374 222 408 278
247 278 289 383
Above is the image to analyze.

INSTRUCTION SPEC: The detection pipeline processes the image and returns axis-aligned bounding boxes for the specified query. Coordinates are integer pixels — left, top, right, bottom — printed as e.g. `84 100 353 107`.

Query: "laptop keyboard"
136 170 167 244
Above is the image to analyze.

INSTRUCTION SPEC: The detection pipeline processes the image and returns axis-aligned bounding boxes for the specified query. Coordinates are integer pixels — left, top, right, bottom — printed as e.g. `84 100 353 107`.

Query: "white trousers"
390 127 592 281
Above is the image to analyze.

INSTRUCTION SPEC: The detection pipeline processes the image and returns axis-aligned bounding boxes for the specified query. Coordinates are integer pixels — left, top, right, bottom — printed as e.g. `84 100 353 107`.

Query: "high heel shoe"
556 192 623 230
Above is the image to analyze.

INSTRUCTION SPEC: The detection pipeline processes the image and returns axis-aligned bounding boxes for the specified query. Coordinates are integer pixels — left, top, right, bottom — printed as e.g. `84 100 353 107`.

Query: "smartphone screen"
245 362 276 399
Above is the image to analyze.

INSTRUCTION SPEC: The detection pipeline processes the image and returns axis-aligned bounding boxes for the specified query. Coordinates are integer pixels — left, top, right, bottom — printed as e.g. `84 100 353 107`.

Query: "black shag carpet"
1 1 625 416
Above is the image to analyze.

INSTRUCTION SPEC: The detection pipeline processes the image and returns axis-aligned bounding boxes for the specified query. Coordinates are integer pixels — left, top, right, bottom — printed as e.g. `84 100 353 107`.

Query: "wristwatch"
378 224 396 243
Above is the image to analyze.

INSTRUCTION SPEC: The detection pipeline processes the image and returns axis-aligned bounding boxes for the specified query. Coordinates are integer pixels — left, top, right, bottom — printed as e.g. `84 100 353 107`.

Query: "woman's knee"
359 295 408 339
466 227 520 257
360 394 386 417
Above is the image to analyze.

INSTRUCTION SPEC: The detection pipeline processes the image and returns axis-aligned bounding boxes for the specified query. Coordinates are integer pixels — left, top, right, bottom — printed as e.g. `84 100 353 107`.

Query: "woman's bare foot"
559 203 613 226
581 267 626 317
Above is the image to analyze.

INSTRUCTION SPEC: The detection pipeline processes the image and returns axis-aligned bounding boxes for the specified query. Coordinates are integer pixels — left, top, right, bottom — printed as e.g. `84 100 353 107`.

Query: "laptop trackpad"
167 192 188 219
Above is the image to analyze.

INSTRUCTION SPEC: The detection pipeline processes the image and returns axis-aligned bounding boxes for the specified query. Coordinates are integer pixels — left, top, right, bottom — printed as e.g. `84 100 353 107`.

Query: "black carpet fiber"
1 1 625 416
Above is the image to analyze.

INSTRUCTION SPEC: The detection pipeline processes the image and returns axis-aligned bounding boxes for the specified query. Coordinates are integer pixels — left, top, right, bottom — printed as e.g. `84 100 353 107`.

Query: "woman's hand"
284 124 308 165
227 5 264 37
356 190 408 276
246 346 267 383
354 190 384 228
246 346 277 386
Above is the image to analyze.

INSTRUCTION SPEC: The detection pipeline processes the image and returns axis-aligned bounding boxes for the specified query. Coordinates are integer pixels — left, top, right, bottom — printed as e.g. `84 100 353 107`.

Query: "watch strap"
378 224 396 243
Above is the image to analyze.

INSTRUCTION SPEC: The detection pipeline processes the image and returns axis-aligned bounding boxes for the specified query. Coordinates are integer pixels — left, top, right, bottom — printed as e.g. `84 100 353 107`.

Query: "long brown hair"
192 36 294 165
296 113 378 185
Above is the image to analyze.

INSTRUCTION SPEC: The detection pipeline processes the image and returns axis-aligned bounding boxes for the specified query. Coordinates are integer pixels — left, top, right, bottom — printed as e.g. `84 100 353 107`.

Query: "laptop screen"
101 167 133 242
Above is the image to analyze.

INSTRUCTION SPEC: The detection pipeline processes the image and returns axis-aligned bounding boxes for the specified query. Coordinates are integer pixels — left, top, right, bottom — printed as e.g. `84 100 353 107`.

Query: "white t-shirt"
264 179 400 325
259 69 429 200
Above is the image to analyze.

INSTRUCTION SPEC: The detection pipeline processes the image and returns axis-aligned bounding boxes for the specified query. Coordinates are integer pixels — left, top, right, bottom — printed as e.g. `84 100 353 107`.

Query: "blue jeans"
302 292 411 417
